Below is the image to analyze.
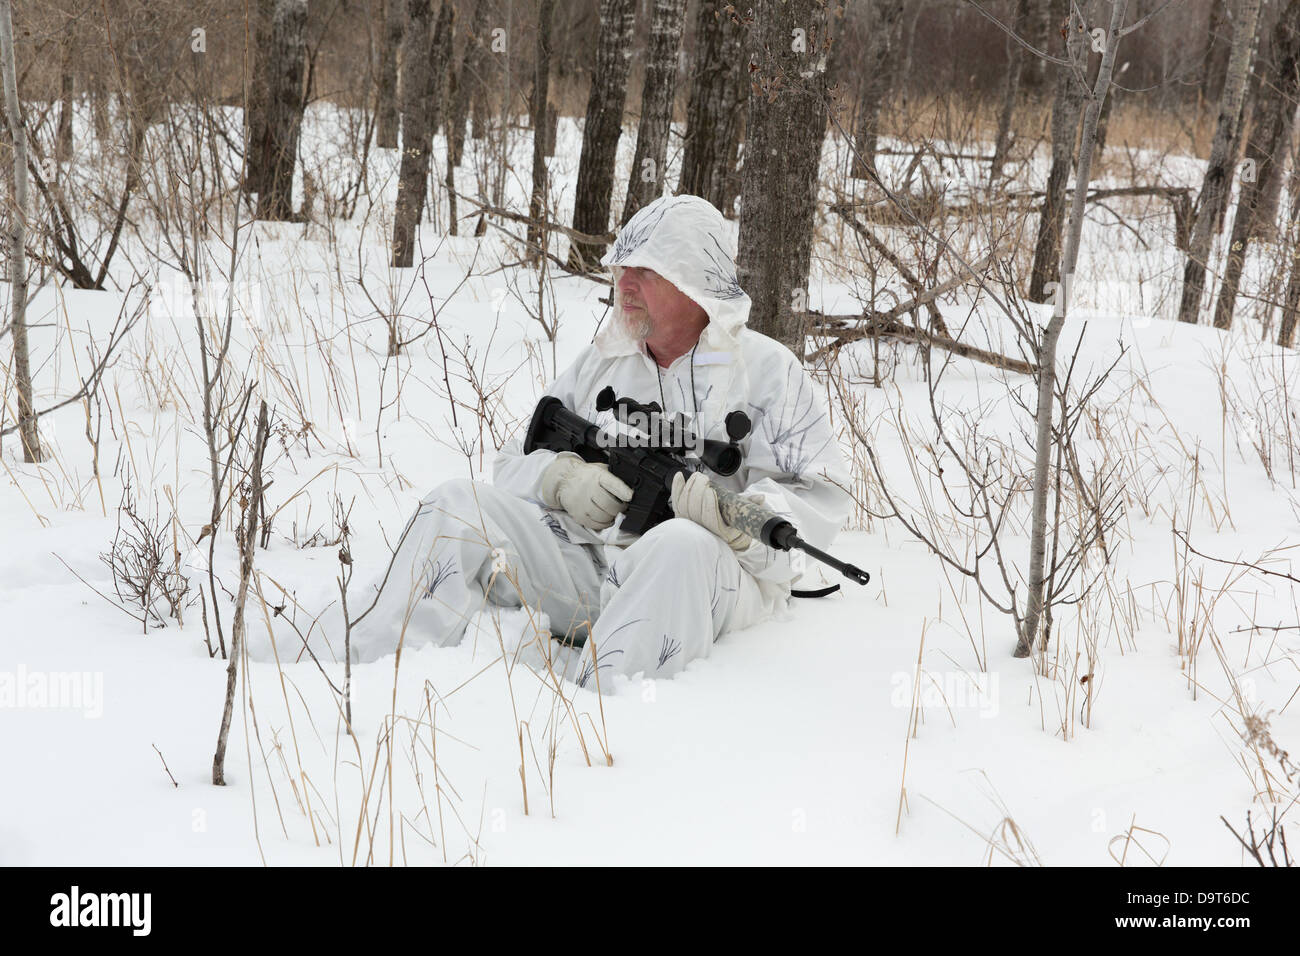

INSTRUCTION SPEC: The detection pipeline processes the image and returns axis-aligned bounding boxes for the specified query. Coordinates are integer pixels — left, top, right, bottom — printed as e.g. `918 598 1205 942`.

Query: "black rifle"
523 387 870 587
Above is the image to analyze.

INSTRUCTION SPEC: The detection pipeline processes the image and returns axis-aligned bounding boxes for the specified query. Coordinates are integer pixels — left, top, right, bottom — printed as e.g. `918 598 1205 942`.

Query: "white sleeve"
733 359 853 586
491 349 589 504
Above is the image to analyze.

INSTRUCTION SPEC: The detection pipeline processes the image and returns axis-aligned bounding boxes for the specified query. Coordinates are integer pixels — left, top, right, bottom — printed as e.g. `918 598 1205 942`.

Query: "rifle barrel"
791 536 871 586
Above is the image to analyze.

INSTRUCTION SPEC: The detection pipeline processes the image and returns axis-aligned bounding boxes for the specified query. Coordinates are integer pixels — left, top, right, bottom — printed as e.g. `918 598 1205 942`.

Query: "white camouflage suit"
351 195 853 690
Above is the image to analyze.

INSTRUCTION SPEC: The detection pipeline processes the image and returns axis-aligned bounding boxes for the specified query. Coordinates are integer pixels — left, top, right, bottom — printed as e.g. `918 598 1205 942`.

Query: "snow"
2 105 1297 866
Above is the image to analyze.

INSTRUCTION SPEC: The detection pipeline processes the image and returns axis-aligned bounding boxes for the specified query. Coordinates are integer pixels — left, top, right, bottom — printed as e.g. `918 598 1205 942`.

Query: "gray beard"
622 308 653 341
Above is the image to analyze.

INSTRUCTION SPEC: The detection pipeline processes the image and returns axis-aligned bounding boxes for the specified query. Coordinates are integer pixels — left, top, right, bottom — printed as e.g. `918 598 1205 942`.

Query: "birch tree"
1017 0 1130 657
1212 0 1300 331
1200 0 1229 105
0 0 39 462
1248 104 1295 240
1028 0 1085 304
1177 0 1263 325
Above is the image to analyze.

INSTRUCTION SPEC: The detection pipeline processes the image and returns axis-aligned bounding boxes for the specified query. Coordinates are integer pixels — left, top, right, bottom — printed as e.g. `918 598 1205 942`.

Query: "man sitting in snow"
353 194 852 689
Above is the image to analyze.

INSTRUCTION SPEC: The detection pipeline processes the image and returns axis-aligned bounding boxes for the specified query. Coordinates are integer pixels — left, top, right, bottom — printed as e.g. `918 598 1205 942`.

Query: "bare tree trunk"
568 0 637 269
444 0 488 239
1211 21 1266 237
1201 0 1228 105
0 0 39 463
898 0 926 91
1281 224 1300 344
1028 0 1085 304
527 0 555 250
429 1 456 216
489 0 513 209
431 6 455 165
1250 104 1297 240
1094 76 1118 159
678 0 743 210
1017 0 1129 658
990 0 1035 182
448 0 489 169
392 0 434 265
737 0 829 358
471 81 487 140
212 401 270 787
89 68 108 141
245 0 276 196
1275 93 1300 339
621 0 688 225
719 77 748 220
376 0 404 148
256 0 308 221
544 102 557 157
1177 0 1263 324
850 0 905 179
446 73 459 236
1213 0 1300 331
57 34 73 163
1026 0 1053 90
391 0 453 268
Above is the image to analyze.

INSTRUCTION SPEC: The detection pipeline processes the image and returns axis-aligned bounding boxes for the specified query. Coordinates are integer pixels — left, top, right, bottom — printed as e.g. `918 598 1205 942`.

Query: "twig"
828 200 950 335
152 744 180 788
1172 528 1300 586
454 189 615 246
51 551 147 627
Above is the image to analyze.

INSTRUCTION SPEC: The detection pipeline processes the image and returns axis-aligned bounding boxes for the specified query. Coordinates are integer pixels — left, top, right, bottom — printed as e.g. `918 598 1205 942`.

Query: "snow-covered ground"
2 105 1297 865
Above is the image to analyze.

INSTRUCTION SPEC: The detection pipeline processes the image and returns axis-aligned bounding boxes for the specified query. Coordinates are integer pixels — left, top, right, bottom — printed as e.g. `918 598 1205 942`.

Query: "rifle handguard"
715 487 780 544
716 487 870 586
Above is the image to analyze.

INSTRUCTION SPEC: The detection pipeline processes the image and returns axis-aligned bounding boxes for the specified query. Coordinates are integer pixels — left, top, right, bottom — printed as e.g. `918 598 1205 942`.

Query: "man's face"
616 266 702 339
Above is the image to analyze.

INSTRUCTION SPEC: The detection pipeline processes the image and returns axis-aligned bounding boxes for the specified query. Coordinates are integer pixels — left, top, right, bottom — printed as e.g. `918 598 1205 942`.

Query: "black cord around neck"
651 342 700 423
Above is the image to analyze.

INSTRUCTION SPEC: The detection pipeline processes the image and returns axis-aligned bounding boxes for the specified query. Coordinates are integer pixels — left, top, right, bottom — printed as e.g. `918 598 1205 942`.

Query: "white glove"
670 471 752 552
540 452 633 532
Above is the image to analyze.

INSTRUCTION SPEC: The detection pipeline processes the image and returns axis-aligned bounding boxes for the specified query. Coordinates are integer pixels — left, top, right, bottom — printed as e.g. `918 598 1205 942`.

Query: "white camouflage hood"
595 195 752 357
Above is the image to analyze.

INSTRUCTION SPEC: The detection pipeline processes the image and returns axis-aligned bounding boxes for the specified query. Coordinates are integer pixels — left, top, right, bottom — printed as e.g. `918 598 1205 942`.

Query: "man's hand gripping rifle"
524 387 870 587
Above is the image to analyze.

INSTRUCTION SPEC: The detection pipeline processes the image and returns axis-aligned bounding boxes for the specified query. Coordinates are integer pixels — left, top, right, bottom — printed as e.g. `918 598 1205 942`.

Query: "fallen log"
834 183 1192 248
829 200 950 335
453 190 616 247
803 251 1034 375
808 313 1035 376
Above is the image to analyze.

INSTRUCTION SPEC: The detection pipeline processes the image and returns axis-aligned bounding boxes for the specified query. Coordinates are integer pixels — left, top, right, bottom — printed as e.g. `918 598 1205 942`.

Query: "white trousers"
351 479 766 688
